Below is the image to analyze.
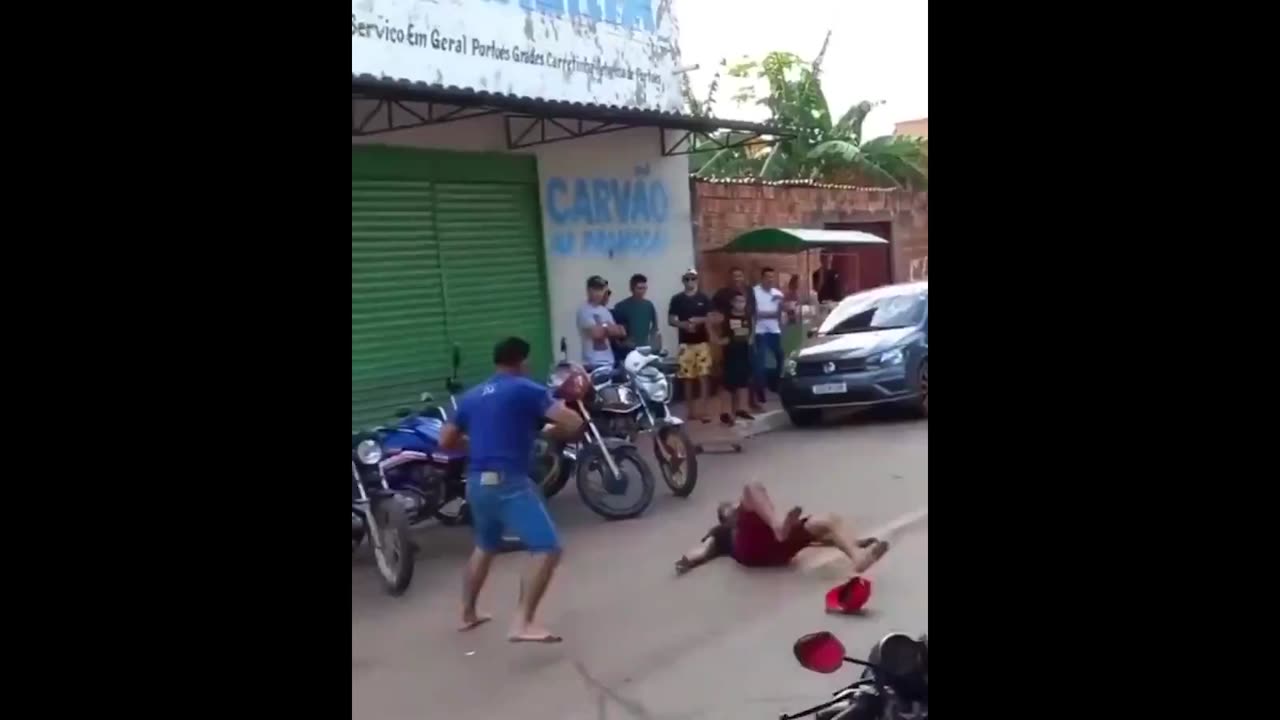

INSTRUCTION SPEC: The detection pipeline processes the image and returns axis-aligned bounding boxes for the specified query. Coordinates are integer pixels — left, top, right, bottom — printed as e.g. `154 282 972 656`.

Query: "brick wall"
691 180 929 296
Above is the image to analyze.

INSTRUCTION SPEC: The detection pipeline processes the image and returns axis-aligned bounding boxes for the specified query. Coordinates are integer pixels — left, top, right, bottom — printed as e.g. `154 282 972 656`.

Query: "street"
352 415 928 720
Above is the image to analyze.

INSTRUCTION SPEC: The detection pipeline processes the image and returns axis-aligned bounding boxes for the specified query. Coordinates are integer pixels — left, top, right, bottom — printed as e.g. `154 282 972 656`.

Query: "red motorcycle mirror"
793 631 846 674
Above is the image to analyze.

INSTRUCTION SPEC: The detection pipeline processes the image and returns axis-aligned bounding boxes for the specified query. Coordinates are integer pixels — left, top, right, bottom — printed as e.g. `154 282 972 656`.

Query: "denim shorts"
466 474 561 553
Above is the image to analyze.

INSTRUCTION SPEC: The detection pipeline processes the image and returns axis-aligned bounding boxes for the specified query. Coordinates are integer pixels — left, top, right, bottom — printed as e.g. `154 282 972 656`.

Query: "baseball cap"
586 275 608 290
681 268 699 281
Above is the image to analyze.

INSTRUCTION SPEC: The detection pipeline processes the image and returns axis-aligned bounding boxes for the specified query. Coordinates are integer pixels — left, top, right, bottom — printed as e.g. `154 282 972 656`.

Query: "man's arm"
579 306 608 340
439 400 469 452
668 296 686 331
646 301 661 349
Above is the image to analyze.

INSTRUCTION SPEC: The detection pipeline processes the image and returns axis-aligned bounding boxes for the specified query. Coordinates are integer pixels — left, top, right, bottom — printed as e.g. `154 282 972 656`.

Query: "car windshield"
819 289 927 335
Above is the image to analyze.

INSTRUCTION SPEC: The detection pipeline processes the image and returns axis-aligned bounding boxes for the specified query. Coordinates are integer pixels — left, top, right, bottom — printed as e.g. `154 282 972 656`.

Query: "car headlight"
783 354 798 377
871 348 905 367
356 439 383 465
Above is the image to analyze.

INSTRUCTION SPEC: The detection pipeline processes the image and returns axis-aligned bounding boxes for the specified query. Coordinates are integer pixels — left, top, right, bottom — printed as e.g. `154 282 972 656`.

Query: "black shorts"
722 344 751 389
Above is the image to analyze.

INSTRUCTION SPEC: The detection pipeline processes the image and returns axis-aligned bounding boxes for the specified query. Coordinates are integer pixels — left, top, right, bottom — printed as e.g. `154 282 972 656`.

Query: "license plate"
812 382 847 395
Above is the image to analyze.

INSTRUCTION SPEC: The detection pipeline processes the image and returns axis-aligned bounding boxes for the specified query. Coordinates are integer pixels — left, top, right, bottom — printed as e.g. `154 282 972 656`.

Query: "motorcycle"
543 339 656 520
377 345 470 527
351 431 415 595
601 346 697 497
781 631 929 720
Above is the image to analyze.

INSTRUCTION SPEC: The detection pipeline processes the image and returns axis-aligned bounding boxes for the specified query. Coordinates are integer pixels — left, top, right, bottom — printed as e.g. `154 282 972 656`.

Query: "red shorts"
731 509 814 567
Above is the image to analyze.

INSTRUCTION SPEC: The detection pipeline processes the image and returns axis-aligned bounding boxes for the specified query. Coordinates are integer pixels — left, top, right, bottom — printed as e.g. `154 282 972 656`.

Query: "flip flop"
509 633 563 644
458 616 492 632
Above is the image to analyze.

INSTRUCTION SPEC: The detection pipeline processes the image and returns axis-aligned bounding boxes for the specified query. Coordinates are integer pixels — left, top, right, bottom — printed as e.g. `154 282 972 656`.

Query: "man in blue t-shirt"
439 336 582 643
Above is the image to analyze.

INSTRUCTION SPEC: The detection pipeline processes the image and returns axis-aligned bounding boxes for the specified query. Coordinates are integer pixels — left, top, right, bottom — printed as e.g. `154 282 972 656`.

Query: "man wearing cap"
578 275 625 369
668 268 714 422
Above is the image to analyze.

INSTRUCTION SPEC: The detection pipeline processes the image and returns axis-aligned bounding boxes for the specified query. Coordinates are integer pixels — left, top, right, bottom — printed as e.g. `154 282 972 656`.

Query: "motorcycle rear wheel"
654 426 698 497
370 498 415 596
575 444 655 520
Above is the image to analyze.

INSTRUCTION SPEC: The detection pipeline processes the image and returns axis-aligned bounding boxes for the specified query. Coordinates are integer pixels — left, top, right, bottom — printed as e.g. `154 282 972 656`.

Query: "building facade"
351 0 778 427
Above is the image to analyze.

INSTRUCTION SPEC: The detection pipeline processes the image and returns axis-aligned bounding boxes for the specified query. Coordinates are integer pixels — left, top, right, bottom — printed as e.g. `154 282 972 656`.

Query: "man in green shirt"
611 273 661 362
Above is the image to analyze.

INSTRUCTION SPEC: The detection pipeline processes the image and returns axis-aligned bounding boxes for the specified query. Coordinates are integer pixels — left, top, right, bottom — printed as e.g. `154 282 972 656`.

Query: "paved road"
352 414 927 720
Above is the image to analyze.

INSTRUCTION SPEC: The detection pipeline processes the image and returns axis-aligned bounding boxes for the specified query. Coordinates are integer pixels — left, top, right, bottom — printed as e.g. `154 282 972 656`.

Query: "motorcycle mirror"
451 344 461 372
420 391 434 403
559 337 568 355
793 631 846 674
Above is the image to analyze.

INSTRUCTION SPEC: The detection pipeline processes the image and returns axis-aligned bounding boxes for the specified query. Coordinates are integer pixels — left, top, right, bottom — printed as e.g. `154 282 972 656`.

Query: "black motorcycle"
541 339 656 520
351 432 415 596
782 631 928 720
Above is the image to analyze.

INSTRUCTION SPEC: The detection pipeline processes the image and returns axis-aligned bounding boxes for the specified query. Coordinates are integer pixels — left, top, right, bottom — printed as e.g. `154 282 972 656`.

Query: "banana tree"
687 33 927 189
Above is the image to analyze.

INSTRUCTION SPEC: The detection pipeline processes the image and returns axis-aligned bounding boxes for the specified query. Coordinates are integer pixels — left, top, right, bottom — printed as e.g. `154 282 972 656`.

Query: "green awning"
712 227 890 254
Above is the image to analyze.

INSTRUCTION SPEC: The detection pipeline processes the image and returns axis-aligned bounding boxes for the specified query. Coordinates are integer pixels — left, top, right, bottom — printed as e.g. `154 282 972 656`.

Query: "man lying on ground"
675 483 889 574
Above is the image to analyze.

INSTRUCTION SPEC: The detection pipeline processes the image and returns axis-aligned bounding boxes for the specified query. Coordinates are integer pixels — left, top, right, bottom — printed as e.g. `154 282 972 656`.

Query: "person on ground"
439 337 584 644
714 290 754 426
813 252 845 304
674 483 890 575
612 273 661 363
751 267 786 405
579 275 626 370
668 268 714 422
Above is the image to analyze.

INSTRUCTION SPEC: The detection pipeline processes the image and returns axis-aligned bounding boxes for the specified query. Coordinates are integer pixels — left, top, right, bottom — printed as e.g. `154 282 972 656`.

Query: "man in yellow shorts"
667 268 714 422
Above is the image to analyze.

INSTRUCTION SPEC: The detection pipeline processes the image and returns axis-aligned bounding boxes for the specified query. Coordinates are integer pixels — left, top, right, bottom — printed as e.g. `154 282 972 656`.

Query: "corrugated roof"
352 74 791 136
692 176 904 192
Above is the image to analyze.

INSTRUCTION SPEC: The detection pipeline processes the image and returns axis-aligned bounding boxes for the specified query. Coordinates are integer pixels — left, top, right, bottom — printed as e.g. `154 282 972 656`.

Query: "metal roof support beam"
660 127 782 157
504 114 634 149
350 97 500 137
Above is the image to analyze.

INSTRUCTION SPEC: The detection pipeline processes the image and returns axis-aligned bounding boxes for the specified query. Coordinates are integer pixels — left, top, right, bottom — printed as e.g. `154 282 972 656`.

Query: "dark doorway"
822 221 893 294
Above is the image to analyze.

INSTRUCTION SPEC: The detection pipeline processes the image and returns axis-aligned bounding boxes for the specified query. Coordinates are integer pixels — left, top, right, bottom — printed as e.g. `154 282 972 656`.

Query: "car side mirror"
807 327 818 339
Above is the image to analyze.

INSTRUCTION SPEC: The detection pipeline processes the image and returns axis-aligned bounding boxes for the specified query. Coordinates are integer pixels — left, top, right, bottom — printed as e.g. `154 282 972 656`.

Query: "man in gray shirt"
578 275 626 368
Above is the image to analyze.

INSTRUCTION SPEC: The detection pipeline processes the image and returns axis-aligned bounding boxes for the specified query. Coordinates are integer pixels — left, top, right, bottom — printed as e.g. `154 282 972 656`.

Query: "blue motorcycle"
376 347 471 527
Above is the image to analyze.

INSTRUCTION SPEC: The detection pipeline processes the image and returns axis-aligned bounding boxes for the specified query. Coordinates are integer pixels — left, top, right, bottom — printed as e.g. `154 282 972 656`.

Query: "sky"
674 0 928 139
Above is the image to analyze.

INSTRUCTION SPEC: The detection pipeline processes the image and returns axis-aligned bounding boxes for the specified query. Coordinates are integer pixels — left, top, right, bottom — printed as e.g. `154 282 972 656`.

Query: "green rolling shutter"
351 180 449 430
351 146 550 430
436 182 551 388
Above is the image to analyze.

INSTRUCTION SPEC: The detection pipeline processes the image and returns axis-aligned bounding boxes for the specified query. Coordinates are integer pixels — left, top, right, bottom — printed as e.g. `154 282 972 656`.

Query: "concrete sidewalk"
670 395 791 445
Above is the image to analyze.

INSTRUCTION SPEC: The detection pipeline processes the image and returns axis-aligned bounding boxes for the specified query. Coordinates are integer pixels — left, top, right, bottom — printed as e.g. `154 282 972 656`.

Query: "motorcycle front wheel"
654 426 698 497
575 444 655 520
370 498 415 596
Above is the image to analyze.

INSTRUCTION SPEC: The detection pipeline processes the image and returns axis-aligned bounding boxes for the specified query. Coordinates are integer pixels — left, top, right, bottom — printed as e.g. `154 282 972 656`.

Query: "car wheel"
786 408 821 427
918 359 928 417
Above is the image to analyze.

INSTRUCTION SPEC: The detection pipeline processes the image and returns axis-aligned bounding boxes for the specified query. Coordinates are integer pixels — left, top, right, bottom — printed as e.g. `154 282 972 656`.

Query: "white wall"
352 109 693 364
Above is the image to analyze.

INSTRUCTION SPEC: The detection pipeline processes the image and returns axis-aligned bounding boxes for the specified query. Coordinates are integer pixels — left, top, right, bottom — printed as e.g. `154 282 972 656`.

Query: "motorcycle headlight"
638 376 669 402
871 348 905 367
356 439 383 465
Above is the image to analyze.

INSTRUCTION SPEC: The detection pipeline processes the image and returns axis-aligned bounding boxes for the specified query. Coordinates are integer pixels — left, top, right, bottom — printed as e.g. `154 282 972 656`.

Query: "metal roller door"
351 146 550 429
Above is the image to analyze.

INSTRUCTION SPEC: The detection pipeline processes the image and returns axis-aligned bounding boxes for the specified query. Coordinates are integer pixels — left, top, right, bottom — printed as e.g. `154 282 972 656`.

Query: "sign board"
352 0 684 112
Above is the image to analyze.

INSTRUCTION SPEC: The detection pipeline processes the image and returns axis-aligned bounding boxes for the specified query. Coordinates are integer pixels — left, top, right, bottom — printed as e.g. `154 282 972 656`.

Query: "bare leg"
460 547 494 631
740 484 802 542
803 514 890 573
697 376 711 420
509 550 563 643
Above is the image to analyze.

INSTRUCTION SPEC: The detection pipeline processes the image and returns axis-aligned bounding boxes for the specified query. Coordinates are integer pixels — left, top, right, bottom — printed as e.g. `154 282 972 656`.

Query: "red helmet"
551 363 593 403
825 576 872 615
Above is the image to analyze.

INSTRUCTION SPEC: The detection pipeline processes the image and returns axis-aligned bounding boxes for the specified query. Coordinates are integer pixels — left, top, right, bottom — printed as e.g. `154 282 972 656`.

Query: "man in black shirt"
668 268 713 422
812 252 845 303
712 266 757 317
